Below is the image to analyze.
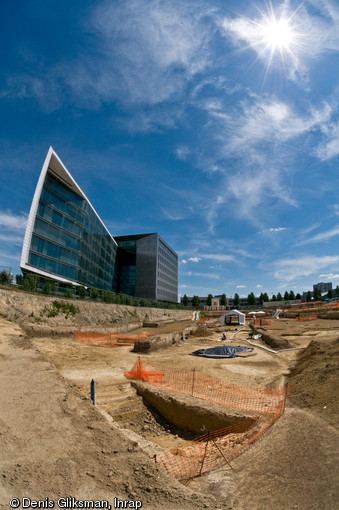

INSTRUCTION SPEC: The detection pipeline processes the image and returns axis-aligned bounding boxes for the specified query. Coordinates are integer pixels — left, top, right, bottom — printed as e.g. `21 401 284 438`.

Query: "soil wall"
131 381 255 433
0 288 193 333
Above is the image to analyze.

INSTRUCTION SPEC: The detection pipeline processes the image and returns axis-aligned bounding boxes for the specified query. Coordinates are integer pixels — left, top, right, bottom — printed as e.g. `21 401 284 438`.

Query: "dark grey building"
114 233 178 302
313 282 332 293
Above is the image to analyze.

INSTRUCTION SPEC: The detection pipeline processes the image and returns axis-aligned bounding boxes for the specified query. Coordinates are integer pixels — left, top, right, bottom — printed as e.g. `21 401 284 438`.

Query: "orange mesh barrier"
74 331 149 347
295 314 317 321
252 318 272 326
124 359 288 483
124 358 164 383
125 359 286 415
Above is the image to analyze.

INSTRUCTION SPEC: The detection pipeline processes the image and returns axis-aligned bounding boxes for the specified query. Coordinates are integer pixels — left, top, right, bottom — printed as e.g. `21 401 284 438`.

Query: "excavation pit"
130 381 257 435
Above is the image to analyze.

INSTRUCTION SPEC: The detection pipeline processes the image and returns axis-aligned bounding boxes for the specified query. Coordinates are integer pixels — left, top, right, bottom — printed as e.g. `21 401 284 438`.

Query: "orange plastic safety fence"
155 410 283 482
252 318 272 326
125 359 286 415
295 314 318 321
124 359 288 483
74 331 149 347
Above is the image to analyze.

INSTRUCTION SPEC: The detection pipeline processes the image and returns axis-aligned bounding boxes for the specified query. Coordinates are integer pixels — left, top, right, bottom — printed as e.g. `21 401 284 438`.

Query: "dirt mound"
288 336 339 427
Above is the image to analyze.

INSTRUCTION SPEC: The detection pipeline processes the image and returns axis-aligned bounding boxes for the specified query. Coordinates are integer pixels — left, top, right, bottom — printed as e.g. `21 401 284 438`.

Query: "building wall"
156 237 178 302
21 149 117 290
113 238 137 296
313 282 332 293
115 234 178 303
135 234 158 301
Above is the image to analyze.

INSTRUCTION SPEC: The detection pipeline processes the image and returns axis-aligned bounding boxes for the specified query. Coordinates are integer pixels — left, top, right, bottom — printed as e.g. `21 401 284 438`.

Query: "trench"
103 380 256 451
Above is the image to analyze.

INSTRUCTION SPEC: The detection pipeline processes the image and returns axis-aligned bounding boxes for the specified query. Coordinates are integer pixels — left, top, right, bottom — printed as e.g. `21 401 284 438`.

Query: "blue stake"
90 379 95 406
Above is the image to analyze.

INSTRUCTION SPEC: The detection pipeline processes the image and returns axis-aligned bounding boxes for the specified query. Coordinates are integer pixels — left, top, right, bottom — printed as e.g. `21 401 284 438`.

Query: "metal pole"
90 379 95 405
199 430 210 476
191 368 196 397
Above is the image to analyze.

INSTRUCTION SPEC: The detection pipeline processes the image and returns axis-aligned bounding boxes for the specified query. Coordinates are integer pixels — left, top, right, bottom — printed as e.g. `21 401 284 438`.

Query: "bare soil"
0 289 338 509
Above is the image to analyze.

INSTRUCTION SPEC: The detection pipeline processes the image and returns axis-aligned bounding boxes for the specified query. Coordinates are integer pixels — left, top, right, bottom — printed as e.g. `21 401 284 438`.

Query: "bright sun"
262 18 294 50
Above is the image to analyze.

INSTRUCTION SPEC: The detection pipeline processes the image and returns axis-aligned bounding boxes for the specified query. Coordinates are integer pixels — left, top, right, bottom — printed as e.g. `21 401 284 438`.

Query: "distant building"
313 282 332 293
20 147 178 302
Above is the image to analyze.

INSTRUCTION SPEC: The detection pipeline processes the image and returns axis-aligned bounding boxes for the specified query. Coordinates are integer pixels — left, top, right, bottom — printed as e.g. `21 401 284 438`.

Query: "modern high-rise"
114 234 178 303
20 147 178 302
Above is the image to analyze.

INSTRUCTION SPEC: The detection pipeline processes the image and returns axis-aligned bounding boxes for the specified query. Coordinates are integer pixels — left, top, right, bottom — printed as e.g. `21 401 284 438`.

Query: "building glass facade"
114 233 178 302
21 148 178 301
21 149 117 291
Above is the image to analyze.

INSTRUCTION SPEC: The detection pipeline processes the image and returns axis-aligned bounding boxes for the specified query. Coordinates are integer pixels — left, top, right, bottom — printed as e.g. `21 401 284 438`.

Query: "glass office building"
114 234 178 303
21 147 117 290
21 148 178 302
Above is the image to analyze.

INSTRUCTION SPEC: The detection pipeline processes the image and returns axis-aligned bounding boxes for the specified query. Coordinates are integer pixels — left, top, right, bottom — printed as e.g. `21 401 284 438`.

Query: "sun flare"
262 18 294 50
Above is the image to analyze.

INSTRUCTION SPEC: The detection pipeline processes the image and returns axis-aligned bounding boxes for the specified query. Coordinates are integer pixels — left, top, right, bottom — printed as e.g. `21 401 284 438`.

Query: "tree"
65 288 74 299
43 281 53 295
277 292 283 301
192 295 200 308
327 288 333 299
77 286 87 299
16 274 24 286
234 293 240 307
259 293 269 305
306 290 312 301
22 274 39 292
288 290 295 300
336 285 339 297
89 287 99 300
271 294 277 301
103 291 114 303
295 293 301 300
206 294 213 306
284 291 289 301
220 293 227 306
182 294 188 306
313 287 322 301
248 292 256 306
0 270 12 285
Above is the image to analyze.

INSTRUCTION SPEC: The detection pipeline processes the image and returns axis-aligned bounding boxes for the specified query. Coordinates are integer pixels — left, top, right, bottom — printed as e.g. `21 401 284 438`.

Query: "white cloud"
85 0 216 106
188 257 201 263
175 145 191 160
298 225 339 245
0 210 27 274
259 227 287 234
319 273 339 280
274 255 339 282
236 285 246 288
213 98 332 155
184 271 220 279
4 0 217 113
0 211 28 231
202 253 235 263
315 121 339 160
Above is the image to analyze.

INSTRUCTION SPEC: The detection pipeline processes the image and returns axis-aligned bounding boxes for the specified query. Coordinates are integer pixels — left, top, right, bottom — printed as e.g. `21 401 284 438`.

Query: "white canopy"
220 310 246 325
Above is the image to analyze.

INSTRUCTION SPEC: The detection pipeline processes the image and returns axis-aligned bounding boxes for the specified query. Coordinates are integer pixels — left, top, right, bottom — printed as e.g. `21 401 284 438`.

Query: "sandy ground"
1 314 338 509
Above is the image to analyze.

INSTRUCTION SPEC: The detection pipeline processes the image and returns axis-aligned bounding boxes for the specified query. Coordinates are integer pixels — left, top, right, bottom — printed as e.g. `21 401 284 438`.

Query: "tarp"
191 345 253 358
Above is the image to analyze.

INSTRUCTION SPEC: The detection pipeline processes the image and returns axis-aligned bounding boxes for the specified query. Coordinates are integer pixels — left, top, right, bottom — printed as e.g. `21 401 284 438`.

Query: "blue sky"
1 0 339 300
